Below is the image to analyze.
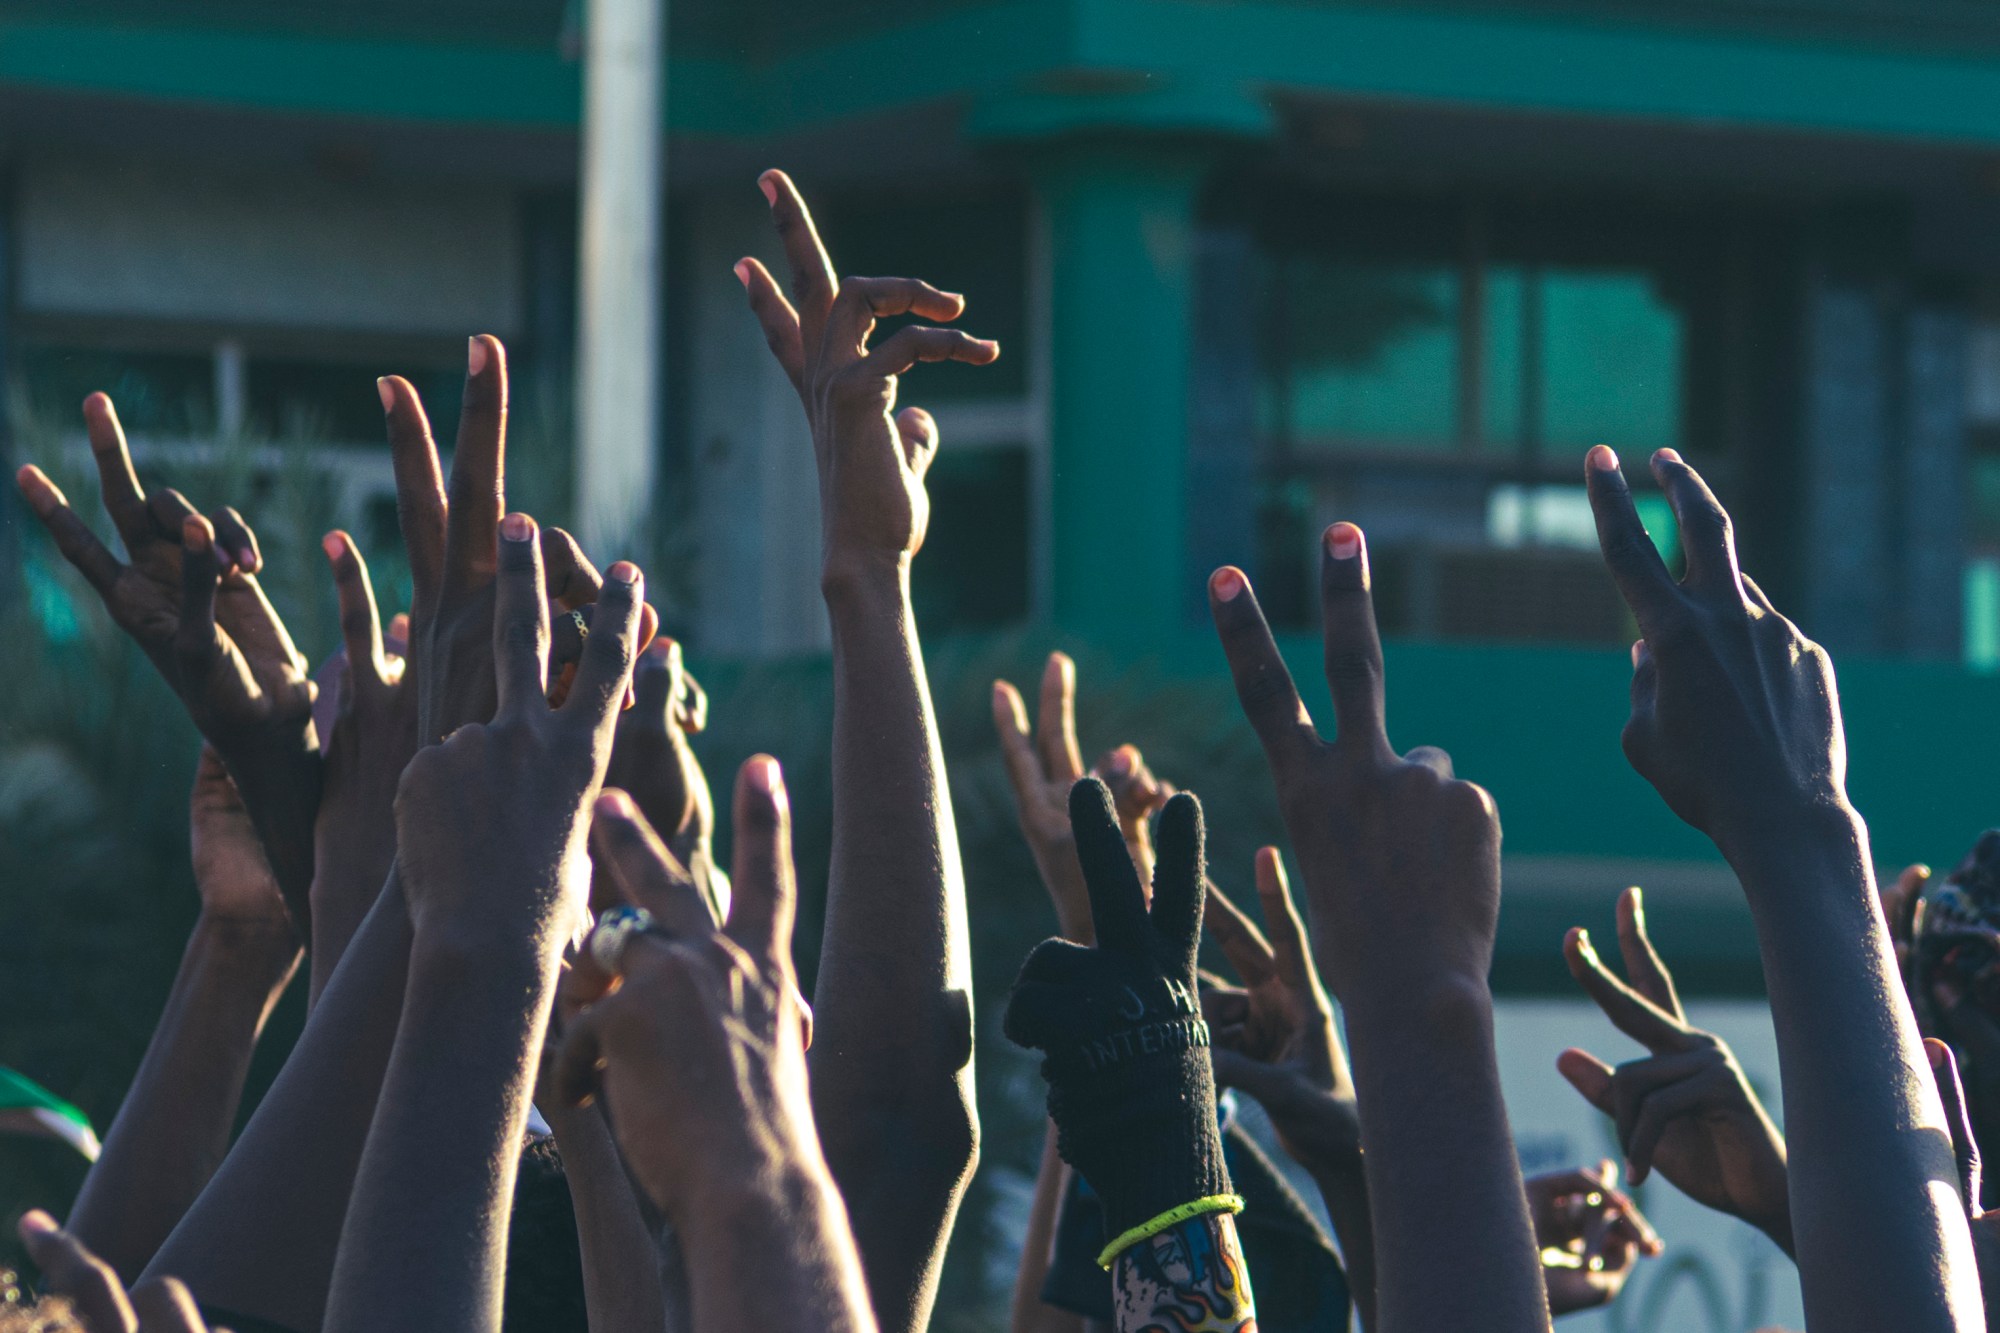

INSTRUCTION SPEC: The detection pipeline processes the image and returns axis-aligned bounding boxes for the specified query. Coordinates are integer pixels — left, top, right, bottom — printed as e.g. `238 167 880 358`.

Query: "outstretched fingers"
176 515 224 684
563 561 644 736
1319 523 1391 761
82 392 153 549
757 170 838 355
1070 777 1150 954
1650 448 1742 601
724 755 797 975
1209 566 1318 771
590 789 715 936
380 375 447 602
323 531 387 686
1564 927 1689 1052
1585 445 1680 639
443 336 508 598
16 465 123 595
1615 887 1682 1019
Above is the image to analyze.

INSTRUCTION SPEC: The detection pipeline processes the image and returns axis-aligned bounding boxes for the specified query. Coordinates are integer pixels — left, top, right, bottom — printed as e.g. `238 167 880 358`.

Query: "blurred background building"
9 3 2000 1326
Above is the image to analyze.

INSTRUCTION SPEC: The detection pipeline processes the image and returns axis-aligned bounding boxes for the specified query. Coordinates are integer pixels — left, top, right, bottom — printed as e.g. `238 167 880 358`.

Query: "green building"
8 0 2000 991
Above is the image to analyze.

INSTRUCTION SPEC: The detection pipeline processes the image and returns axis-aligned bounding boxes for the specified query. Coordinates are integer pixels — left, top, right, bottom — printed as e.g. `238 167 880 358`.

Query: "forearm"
325 934 555 1333
1309 1163 1376 1333
69 915 300 1280
308 846 395 1004
1345 981 1549 1333
813 561 978 1326
1109 1210 1254 1332
679 1154 877 1333
1732 811 1980 1332
1011 1126 1086 1333
545 1101 670 1333
144 869 413 1331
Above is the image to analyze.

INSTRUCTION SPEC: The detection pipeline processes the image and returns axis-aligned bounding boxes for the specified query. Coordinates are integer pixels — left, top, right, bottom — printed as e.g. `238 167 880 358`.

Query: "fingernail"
183 515 212 552
389 614 410 638
501 512 532 542
595 789 635 819
376 377 394 413
1587 444 1619 472
1928 1040 1947 1070
1654 447 1683 466
468 337 489 377
1631 639 1646 668
1212 567 1246 602
758 174 778 205
322 532 344 562
18 1210 54 1236
747 754 783 794
607 560 640 585
733 259 751 289
1326 522 1362 560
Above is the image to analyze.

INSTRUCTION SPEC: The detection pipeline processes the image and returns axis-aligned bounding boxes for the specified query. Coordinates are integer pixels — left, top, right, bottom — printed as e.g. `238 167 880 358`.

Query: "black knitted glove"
1004 779 1232 1252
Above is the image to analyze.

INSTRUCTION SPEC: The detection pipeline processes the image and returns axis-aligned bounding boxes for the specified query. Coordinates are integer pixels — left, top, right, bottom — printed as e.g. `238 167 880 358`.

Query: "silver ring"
589 906 655 975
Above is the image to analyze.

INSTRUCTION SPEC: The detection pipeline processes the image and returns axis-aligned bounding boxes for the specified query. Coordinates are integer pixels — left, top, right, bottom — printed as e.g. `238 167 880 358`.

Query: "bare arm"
738 169 999 1330
542 1100 672 1333
67 752 300 1281
1207 527 1549 1333
1585 445 1980 1332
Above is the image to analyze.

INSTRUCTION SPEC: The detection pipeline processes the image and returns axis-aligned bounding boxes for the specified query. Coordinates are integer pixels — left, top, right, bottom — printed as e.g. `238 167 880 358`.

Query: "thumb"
1928 1037 1984 1214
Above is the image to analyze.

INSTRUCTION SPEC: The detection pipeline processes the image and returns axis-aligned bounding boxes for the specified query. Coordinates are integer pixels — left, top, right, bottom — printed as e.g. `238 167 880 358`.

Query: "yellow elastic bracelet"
1096 1193 1245 1269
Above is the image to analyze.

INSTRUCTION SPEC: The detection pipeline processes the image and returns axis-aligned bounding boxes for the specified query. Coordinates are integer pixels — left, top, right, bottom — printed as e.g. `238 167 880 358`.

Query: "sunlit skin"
1206 524 1551 1332
1583 443 1981 1332
737 168 997 1333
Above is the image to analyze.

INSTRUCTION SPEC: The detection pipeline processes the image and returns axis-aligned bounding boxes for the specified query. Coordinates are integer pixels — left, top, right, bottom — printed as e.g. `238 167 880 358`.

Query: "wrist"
189 911 301 975
1341 968 1493 1041
1714 796 1864 879
821 549 910 612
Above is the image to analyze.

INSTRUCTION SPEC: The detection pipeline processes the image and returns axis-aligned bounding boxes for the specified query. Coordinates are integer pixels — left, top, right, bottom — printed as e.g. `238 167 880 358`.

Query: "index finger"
563 562 644 738
1614 887 1683 1021
590 789 716 936
1319 523 1391 761
380 375 447 605
759 170 838 351
82 392 154 548
1208 566 1319 770
1253 847 1317 996
1201 877 1277 987
492 512 549 721
1564 927 1691 1052
1037 651 1083 782
1585 445 1681 638
724 755 797 971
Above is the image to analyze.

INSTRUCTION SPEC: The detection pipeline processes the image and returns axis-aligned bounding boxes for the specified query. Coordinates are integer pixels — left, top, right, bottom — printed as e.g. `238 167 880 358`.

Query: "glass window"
1281 259 1458 451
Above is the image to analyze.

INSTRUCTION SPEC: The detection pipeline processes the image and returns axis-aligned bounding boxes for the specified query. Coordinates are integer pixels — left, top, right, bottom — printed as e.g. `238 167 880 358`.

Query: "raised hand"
1526 1163 1662 1317
1584 446 1847 865
1929 1038 2000 1326
601 637 720 918
995 652 1171 942
1586 445 1979 1333
737 169 998 576
21 1211 217 1333
1201 851 1357 1178
1555 887 1792 1251
379 339 644 746
1208 525 1546 1332
307 533 416 997
391 514 640 946
737 170 986 1331
324 514 645 1333
16 396 317 927
556 764 875 1333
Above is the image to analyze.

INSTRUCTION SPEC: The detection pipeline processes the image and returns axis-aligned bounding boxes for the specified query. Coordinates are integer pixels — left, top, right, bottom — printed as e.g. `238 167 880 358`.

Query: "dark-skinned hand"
736 169 998 579
1205 524 1503 1004
1526 1162 1663 1317
1201 849 1359 1179
379 339 654 749
1928 1037 2000 1321
599 637 720 919
16 397 318 930
1557 887 1793 1253
994 651 1171 942
558 760 813 1214
307 533 416 988
1583 445 1849 865
19 1211 214 1333
393 512 644 952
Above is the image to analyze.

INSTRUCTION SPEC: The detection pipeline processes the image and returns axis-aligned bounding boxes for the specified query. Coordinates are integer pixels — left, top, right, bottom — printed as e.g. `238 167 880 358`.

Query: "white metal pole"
575 0 664 557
